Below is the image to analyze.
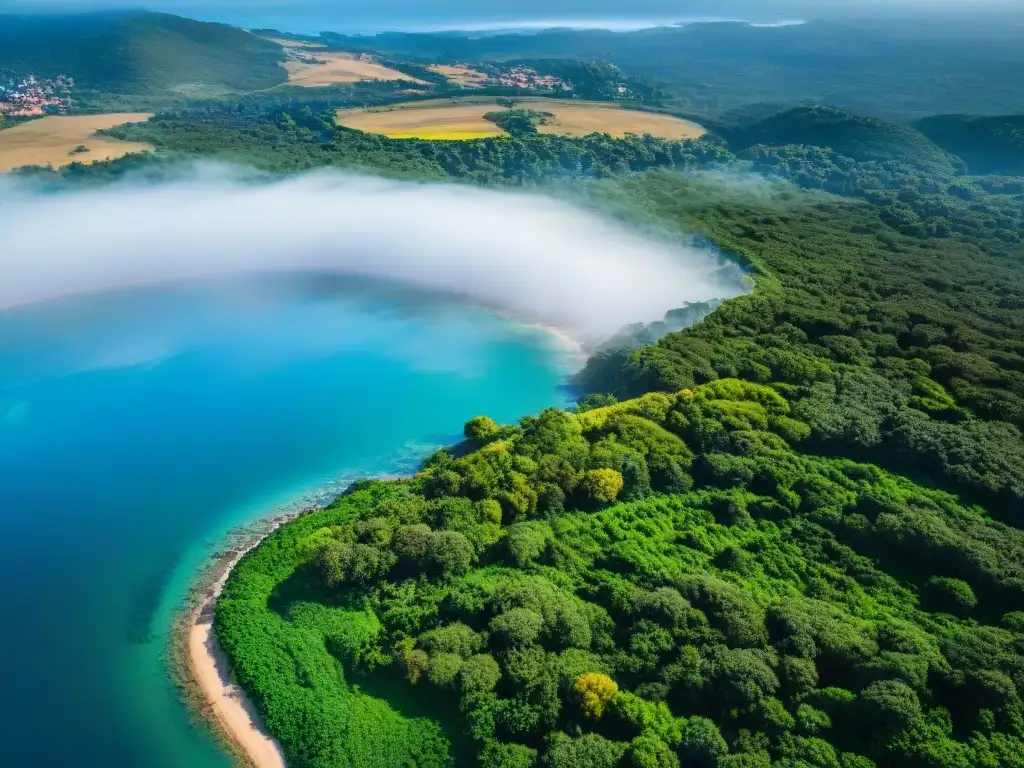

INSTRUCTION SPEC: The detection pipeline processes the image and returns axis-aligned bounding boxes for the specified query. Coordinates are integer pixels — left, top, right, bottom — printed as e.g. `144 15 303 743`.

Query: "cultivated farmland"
336 97 706 140
283 52 428 87
0 113 153 172
426 64 489 88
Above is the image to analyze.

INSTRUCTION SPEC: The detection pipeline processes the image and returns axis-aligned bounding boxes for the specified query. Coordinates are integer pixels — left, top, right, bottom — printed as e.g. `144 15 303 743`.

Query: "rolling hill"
0 11 286 103
722 106 963 175
915 114 1024 175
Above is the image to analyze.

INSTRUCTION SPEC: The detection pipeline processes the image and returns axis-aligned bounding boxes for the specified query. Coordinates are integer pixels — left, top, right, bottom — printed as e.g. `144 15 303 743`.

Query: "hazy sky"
0 168 744 340
0 0 1012 17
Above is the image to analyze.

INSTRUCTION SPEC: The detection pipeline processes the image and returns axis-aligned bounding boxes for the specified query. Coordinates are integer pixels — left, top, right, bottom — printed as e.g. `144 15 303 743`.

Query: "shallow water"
0 276 574 768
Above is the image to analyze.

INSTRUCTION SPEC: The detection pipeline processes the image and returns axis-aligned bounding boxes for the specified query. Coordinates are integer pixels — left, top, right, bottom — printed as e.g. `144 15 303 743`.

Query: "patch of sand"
188 547 286 768
285 52 429 87
0 114 153 172
427 64 489 88
336 97 706 141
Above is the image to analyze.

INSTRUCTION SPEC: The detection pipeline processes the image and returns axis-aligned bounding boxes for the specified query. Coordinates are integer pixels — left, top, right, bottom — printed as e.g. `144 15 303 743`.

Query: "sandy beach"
182 519 298 768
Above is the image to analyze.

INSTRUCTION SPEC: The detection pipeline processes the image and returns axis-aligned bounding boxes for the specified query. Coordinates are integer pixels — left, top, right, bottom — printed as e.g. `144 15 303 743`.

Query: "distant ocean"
181 2 805 35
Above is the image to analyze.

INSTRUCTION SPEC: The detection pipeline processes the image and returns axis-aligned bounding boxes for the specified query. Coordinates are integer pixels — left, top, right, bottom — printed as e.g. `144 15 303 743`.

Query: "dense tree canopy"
217 384 1024 767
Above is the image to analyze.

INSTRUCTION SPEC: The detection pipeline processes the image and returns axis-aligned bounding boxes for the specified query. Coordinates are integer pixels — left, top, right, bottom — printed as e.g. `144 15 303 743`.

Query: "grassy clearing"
284 52 429 87
0 113 153 172
336 97 706 140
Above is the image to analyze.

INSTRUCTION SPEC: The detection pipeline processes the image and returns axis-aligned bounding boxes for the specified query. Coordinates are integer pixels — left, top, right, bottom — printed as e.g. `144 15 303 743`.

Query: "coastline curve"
178 518 300 768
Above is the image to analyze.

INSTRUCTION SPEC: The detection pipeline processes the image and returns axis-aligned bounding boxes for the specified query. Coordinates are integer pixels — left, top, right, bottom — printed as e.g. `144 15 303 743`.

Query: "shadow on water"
126 556 178 644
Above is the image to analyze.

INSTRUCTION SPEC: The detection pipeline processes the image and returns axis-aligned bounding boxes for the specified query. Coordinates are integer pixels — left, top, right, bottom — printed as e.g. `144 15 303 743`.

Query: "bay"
0 275 574 767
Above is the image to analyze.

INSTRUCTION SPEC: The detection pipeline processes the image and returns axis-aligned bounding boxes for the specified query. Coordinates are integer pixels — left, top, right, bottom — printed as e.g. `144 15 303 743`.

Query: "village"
0 73 74 117
491 65 571 91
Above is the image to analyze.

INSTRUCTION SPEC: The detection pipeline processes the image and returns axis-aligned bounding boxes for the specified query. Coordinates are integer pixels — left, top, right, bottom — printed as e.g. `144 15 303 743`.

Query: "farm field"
283 51 428 87
426 64 489 88
336 97 706 140
0 113 153 172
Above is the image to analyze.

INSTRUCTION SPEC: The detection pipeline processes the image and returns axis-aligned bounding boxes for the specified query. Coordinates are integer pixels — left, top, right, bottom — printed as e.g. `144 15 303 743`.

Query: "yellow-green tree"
465 415 500 441
575 672 619 718
583 469 624 505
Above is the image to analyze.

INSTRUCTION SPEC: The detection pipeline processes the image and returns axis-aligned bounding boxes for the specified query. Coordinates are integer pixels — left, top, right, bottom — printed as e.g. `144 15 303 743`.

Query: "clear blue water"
0 275 573 768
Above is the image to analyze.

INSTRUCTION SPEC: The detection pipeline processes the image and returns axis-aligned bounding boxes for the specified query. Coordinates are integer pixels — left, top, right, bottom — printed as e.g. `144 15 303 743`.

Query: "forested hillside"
915 115 1024 176
579 172 1024 522
723 107 963 176
317 15 1024 120
217 384 1024 768
0 11 286 106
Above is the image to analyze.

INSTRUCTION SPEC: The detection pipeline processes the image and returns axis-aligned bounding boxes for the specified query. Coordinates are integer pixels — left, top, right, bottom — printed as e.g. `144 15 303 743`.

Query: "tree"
466 415 501 441
545 733 625 768
504 521 553 567
491 608 544 648
426 530 474 577
627 734 680 768
578 393 618 412
858 680 922 732
426 652 463 687
459 653 502 700
481 741 537 768
419 622 482 658
583 469 624 505
574 672 619 719
678 717 728 767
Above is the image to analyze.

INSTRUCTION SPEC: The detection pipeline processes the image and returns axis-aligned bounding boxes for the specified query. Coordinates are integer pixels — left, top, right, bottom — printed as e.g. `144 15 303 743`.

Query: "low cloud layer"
0 169 743 339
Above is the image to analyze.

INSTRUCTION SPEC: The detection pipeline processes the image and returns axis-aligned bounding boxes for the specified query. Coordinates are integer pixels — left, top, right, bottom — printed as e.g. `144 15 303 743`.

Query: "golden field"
427 64 489 88
283 52 429 87
335 98 706 140
0 114 153 172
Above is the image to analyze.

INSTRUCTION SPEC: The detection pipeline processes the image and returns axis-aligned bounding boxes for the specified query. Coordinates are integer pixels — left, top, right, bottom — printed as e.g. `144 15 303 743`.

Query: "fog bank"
0 170 744 339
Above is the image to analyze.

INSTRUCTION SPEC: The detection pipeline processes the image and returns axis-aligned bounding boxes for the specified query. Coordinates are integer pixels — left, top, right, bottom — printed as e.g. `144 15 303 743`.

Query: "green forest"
0 11 287 108
217 382 1024 768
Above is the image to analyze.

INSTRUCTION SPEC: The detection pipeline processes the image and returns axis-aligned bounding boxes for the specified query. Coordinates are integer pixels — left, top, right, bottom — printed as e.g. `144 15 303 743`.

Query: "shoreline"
167 315 581 767
172 510 316 768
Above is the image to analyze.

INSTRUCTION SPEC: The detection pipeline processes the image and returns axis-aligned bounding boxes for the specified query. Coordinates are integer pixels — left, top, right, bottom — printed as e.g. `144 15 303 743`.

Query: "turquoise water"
0 275 573 768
